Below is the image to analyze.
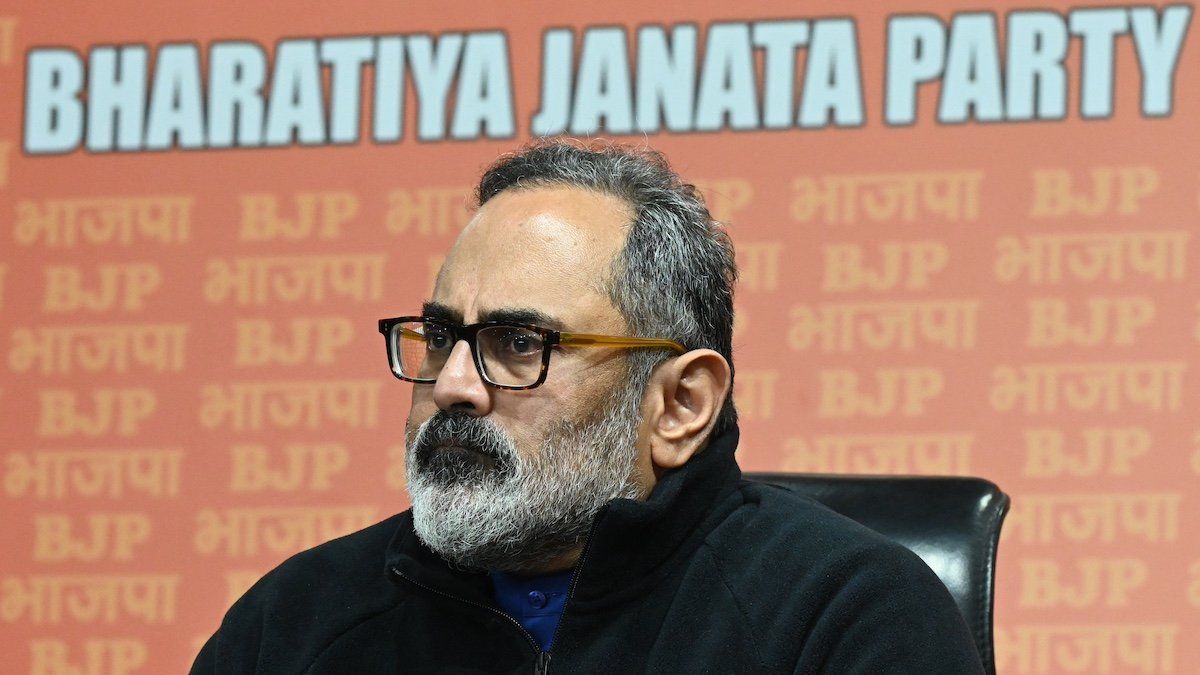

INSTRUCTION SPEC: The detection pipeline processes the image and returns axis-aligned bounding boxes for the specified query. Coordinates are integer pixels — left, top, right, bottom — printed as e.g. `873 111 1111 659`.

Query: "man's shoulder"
709 479 944 588
228 512 406 618
722 479 898 548
697 479 982 670
193 514 409 673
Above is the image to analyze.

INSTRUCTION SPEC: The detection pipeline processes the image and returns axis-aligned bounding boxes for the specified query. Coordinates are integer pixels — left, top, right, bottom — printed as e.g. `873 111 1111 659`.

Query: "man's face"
403 185 651 572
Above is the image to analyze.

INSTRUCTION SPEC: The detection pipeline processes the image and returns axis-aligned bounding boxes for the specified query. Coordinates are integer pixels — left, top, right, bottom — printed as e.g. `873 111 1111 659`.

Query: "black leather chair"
746 473 1009 675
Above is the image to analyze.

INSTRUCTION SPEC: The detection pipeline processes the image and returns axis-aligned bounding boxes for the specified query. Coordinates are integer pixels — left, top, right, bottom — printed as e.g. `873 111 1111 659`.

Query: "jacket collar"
385 425 743 608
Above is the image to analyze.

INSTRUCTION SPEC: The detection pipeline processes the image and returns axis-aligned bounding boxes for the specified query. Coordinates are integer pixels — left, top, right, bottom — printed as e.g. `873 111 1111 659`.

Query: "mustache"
412 411 516 481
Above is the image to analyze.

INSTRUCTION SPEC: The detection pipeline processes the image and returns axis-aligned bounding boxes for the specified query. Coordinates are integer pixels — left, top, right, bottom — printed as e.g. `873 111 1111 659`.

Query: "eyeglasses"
378 315 686 390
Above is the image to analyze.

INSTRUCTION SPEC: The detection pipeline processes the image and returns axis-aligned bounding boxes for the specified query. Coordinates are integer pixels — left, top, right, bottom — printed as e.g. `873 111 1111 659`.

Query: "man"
193 141 985 673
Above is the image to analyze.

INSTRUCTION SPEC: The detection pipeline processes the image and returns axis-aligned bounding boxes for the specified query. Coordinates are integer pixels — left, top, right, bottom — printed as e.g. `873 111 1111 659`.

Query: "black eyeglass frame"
378 315 686 390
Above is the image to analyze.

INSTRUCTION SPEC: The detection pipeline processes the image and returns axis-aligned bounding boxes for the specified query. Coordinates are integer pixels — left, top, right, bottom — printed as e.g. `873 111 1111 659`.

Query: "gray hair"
476 139 738 435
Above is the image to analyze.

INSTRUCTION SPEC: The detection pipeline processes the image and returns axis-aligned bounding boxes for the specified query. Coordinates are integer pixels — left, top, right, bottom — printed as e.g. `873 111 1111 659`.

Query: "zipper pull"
535 651 550 675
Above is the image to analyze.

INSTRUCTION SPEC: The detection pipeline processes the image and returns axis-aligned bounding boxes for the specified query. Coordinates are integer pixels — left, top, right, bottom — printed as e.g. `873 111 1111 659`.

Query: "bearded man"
192 141 985 673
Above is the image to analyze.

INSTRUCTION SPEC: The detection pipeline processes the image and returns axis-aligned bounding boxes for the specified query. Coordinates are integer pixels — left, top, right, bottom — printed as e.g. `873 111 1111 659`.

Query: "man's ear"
641 349 731 472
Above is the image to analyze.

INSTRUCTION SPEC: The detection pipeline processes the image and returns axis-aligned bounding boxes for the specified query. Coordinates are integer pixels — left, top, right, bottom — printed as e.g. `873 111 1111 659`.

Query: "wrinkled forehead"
431 186 632 332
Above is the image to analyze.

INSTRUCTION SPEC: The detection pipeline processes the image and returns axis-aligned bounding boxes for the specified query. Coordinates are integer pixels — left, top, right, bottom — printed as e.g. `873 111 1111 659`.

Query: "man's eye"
426 330 452 351
500 331 542 356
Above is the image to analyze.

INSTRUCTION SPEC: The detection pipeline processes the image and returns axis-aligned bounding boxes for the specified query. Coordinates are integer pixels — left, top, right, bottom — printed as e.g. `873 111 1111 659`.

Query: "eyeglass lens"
390 320 546 387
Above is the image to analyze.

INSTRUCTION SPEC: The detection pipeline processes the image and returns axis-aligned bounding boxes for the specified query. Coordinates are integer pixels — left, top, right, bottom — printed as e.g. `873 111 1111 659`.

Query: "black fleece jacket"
192 426 985 673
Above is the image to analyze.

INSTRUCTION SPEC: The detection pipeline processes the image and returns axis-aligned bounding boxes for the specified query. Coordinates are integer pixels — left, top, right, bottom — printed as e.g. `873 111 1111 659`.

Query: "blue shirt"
490 569 574 652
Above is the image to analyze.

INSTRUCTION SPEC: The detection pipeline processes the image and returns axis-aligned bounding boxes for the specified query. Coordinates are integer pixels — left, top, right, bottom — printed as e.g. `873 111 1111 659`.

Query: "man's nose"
431 340 493 414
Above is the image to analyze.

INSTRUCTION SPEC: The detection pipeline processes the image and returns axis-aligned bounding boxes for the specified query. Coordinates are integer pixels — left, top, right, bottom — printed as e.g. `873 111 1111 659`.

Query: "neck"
502 545 583 576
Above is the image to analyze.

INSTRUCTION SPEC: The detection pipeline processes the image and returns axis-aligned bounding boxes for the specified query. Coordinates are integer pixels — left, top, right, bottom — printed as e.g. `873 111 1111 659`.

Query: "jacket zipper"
390 565 544 660
539 522 599 673
390 521 600 674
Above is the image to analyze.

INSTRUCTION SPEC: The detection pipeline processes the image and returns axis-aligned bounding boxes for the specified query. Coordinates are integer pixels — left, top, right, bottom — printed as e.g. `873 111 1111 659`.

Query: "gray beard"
405 385 644 573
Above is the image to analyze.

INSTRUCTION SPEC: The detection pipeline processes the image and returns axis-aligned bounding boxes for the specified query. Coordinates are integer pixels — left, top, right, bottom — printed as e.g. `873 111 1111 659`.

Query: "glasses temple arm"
559 333 686 353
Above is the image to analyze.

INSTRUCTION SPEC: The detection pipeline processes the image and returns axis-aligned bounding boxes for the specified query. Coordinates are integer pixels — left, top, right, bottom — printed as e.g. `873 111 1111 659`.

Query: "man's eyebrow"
422 301 462 324
478 307 566 331
422 302 567 330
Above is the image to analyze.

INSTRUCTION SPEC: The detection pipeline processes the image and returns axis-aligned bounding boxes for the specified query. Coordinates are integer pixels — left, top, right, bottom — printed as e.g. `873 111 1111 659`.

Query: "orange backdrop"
1 1 1197 673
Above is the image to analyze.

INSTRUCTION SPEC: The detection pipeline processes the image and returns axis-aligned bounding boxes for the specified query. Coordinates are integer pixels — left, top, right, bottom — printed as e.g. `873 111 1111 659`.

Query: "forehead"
431 185 632 330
